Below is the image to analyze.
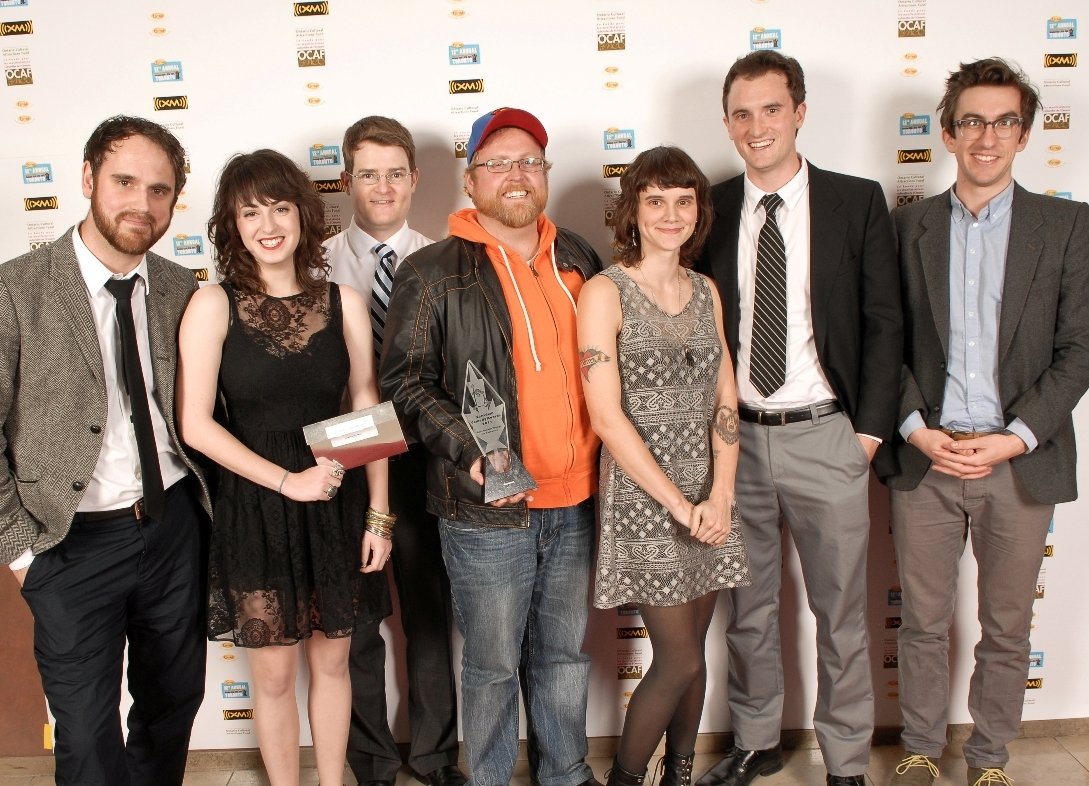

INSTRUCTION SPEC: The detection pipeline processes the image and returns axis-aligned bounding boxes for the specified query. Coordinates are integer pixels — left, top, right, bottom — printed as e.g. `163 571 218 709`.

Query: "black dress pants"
21 479 207 786
347 443 459 781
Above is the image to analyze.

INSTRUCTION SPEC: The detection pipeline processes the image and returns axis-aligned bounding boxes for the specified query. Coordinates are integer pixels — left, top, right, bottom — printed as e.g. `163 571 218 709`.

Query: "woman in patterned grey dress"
577 147 751 786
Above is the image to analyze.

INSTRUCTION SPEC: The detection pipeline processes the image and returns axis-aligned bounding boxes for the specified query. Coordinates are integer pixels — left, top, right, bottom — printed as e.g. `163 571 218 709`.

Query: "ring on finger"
324 485 337 499
330 467 344 478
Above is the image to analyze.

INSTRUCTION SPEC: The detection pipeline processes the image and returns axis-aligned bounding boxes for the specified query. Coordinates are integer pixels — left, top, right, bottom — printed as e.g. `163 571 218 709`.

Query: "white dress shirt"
736 158 837 409
323 218 434 298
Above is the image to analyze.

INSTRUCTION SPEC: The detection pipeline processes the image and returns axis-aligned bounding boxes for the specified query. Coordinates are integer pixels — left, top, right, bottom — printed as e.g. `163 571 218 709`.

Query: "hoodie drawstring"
548 241 578 314
497 245 543 371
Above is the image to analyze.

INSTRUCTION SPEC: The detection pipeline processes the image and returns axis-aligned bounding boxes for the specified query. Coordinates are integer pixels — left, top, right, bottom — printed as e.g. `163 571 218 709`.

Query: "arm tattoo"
579 347 611 382
713 404 739 445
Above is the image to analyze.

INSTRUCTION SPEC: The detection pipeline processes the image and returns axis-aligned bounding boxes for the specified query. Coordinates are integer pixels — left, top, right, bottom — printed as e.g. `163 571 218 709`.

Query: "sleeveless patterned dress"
593 265 751 608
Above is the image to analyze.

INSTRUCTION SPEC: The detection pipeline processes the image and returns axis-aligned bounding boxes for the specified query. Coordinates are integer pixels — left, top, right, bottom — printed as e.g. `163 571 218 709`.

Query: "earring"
630 226 638 247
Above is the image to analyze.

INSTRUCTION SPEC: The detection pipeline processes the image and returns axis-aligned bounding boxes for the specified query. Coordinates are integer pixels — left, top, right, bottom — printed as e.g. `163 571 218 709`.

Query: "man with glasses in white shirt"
325 115 466 786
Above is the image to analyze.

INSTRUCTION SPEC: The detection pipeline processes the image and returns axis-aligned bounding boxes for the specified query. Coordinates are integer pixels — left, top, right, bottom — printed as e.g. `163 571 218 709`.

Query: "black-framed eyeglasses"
469 157 550 174
951 116 1024 140
345 169 413 186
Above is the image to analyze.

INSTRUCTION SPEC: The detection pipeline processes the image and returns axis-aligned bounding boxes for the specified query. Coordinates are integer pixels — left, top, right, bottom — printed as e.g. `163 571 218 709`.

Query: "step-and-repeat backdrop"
1 0 1084 750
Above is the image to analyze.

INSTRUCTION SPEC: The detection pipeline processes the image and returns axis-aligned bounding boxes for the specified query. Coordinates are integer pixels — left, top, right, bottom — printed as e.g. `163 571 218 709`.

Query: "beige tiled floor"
2 737 1088 785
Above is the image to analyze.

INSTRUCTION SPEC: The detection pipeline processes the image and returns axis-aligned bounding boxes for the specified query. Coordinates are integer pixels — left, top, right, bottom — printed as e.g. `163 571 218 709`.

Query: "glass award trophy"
462 359 537 503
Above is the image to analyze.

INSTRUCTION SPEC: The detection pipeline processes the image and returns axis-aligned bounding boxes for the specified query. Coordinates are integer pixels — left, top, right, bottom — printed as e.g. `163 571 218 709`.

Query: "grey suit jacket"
880 185 1089 504
0 227 211 563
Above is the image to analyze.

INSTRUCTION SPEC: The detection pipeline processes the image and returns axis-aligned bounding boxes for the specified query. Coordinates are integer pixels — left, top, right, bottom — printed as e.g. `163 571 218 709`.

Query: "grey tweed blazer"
880 185 1089 504
0 226 210 563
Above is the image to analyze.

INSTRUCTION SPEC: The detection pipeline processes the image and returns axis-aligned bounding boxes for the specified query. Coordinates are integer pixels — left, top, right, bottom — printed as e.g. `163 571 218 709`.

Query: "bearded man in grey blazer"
880 59 1089 786
0 116 210 786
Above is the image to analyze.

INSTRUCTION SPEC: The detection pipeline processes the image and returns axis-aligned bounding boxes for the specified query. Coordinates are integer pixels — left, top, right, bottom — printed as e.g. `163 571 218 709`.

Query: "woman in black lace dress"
178 149 391 786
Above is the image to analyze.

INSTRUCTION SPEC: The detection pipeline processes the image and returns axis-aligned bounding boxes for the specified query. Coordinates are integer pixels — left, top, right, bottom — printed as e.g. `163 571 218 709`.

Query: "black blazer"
696 163 902 478
880 185 1089 504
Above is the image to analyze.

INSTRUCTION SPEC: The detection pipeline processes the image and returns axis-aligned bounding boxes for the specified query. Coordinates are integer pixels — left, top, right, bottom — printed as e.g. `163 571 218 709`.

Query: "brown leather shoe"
889 752 939 785
967 767 1013 786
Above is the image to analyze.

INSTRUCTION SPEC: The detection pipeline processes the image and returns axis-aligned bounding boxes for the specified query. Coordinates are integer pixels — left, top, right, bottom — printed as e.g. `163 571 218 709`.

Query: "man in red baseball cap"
380 108 604 786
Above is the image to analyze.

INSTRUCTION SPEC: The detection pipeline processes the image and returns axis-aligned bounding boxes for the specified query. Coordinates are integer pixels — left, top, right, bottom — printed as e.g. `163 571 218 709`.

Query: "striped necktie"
749 192 787 397
370 242 396 353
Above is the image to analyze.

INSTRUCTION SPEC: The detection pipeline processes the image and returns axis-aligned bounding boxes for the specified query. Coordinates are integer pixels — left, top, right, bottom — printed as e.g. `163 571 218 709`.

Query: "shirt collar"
743 156 809 215
73 221 148 295
949 181 1015 224
345 218 411 261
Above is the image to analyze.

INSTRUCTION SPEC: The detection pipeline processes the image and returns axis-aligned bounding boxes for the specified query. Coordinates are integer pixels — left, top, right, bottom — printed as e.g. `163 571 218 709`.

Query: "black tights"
615 592 718 774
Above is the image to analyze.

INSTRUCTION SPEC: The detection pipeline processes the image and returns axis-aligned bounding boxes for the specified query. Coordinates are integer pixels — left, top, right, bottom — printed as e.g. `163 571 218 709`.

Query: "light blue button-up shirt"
900 183 1037 451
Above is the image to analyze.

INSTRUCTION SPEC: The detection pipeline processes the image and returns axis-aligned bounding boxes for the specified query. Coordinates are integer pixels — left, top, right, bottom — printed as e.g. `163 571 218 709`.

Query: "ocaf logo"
222 709 254 720
617 665 643 680
24 196 57 211
449 78 483 94
1044 110 1071 129
1045 53 1077 67
5 66 32 86
898 19 925 37
603 164 629 178
897 149 932 164
895 194 924 207
293 1 328 15
298 48 326 67
313 179 344 194
0 19 32 35
153 95 188 111
598 32 625 51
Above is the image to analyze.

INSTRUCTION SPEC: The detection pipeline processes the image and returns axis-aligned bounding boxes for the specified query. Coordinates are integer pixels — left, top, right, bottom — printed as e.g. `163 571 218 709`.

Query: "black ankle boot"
654 751 694 786
606 759 646 786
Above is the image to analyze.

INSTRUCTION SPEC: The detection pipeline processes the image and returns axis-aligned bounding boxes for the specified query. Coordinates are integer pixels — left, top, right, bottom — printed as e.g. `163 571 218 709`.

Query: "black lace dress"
206 282 390 647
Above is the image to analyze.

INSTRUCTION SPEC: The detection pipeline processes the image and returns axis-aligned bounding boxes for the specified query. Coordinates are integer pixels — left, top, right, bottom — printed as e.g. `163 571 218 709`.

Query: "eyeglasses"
951 116 1024 140
469 157 550 174
345 169 413 186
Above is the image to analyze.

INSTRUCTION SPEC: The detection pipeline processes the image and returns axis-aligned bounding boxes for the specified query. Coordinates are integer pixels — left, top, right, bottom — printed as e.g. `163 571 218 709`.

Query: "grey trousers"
891 460 1052 769
723 412 874 776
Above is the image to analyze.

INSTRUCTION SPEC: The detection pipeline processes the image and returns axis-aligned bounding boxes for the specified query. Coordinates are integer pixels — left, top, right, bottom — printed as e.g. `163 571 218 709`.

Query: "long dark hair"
208 149 329 297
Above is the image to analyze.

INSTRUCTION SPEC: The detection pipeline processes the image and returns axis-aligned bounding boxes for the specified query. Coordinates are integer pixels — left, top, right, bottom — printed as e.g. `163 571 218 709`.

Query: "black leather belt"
739 401 843 426
73 498 147 523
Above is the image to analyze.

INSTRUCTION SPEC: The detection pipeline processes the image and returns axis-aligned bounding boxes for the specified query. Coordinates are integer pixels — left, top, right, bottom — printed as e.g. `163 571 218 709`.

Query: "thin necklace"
636 264 684 315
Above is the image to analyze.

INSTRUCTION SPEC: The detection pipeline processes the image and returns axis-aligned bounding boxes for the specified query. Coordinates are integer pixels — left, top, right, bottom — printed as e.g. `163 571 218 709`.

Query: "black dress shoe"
695 745 784 786
414 765 468 786
826 776 865 786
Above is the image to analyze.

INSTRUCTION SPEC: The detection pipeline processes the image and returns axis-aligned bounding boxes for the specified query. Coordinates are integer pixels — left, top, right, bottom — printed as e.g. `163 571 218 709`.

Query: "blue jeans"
440 500 594 786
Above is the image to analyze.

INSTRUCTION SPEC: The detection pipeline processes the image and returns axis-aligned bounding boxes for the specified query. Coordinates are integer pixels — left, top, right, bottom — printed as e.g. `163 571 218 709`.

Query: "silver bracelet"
277 468 290 495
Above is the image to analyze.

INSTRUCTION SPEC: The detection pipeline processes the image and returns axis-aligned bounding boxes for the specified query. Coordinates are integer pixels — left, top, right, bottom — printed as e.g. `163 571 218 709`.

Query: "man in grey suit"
881 59 1089 786
0 116 210 785
695 51 901 786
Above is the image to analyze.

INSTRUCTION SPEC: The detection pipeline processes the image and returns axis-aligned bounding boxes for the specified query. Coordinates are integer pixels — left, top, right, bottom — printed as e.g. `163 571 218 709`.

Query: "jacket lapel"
998 185 1044 361
50 228 106 382
711 178 744 352
918 194 952 360
807 165 846 351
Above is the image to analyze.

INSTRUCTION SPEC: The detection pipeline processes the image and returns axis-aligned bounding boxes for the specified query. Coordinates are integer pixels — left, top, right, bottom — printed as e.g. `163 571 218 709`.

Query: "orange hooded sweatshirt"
447 208 599 508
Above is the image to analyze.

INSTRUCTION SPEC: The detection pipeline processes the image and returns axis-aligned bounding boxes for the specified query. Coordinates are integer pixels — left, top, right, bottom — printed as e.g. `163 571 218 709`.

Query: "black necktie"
370 243 397 354
104 276 165 519
750 192 788 397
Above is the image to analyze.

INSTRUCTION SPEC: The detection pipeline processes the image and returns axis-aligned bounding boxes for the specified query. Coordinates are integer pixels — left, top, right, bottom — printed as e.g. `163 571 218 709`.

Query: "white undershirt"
735 157 837 409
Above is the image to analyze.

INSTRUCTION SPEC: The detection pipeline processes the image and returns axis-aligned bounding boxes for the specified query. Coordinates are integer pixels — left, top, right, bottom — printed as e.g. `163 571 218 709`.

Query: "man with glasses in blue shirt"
325 115 467 786
881 58 1089 786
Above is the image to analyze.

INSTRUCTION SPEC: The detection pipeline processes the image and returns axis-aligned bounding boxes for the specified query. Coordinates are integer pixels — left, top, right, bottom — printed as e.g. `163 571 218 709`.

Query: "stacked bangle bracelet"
364 507 396 540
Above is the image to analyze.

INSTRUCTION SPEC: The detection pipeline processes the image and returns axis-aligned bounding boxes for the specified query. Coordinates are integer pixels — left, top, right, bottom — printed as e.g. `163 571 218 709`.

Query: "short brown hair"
612 146 712 269
83 115 187 197
722 50 806 115
938 58 1039 137
208 149 329 298
342 115 417 173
